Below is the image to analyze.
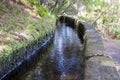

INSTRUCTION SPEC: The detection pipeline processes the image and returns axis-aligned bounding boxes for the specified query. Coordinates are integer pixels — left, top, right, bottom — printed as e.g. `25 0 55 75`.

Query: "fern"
28 0 49 17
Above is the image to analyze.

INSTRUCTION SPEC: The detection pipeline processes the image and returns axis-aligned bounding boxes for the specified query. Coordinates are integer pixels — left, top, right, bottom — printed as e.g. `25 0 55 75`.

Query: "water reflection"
21 23 83 80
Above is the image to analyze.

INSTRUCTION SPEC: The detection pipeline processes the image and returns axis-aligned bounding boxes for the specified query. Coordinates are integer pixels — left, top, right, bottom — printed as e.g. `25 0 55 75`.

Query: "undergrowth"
0 1 55 59
78 0 120 39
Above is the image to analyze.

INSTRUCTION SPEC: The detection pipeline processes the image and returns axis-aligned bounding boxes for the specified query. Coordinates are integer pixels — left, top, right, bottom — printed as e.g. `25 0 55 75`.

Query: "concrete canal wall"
59 16 120 80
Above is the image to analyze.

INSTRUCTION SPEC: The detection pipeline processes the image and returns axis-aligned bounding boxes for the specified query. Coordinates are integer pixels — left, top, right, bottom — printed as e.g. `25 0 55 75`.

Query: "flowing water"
12 23 83 80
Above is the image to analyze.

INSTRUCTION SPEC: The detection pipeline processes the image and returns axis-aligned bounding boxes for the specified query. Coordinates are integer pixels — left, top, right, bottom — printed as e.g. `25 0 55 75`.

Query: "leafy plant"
28 0 49 17
51 0 73 15
79 0 120 39
0 1 9 13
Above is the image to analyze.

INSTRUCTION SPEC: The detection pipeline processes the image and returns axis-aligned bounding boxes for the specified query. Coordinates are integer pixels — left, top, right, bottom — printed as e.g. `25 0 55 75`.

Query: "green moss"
0 15 55 57
0 11 55 63
0 1 57 75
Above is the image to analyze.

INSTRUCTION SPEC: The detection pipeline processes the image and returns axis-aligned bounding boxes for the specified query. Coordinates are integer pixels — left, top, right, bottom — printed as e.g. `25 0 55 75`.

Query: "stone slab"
84 56 120 80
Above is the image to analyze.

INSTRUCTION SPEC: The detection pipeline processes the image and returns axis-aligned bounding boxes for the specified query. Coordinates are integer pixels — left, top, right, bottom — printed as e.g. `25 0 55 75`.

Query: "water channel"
10 22 83 80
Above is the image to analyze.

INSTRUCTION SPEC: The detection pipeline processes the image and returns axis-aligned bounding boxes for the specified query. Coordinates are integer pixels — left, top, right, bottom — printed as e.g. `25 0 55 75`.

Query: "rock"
104 39 120 73
84 56 120 80
83 26 108 57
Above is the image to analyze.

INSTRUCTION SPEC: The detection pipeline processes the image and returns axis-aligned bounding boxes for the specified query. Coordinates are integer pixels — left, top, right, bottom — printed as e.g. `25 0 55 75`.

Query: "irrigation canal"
8 22 83 80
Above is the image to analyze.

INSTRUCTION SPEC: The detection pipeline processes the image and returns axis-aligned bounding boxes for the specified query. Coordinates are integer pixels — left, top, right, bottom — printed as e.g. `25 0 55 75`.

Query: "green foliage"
0 16 55 73
0 1 9 13
78 0 120 39
26 0 75 16
28 0 49 17
0 0 56 73
0 15 55 57
84 0 107 12
51 0 74 15
0 1 56 59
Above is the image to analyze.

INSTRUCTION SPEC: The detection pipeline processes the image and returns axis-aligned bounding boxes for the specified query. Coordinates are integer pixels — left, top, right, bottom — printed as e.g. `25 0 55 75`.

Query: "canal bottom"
17 23 83 80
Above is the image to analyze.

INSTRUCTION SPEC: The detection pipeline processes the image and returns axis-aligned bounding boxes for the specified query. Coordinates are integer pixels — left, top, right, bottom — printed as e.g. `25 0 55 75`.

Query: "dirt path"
103 39 120 73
